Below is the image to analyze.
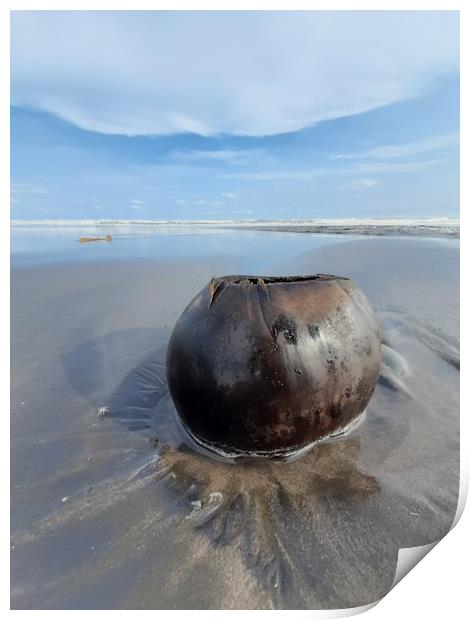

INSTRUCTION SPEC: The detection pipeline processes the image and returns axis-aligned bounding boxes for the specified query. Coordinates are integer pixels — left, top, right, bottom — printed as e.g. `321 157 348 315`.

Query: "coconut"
166 274 381 459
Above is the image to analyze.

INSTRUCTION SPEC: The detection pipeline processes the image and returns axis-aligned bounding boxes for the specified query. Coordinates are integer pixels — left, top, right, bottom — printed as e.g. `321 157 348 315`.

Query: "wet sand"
11 237 459 609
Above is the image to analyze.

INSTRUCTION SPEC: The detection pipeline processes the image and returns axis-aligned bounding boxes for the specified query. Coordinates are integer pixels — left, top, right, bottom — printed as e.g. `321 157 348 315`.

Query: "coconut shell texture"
166 275 381 458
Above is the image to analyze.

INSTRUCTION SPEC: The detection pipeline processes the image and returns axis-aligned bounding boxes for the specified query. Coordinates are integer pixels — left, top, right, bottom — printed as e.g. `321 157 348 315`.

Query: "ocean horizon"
11 217 460 227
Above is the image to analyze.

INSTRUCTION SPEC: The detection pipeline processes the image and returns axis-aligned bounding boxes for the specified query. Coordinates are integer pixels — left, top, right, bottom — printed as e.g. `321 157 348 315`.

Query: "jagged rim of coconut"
219 274 350 286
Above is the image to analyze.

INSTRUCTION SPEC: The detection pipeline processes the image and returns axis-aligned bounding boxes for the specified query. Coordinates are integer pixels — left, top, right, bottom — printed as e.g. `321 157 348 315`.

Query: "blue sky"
10 11 459 221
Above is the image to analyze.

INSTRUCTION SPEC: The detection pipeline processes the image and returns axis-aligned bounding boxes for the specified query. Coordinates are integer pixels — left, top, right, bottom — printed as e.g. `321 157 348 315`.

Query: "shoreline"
10 218 460 239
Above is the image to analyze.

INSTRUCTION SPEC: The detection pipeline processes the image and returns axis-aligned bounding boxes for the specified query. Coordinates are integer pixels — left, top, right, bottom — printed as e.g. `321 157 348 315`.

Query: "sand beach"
10 226 459 609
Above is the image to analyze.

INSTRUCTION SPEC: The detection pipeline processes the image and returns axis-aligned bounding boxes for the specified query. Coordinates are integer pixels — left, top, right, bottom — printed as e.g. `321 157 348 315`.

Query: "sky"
10 10 459 221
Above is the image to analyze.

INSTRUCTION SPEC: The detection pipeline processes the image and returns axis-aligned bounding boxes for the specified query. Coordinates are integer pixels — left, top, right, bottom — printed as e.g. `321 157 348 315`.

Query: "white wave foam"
10 217 460 228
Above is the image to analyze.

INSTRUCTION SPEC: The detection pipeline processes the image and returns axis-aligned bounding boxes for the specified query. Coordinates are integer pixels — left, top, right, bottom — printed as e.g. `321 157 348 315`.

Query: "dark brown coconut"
166 274 381 458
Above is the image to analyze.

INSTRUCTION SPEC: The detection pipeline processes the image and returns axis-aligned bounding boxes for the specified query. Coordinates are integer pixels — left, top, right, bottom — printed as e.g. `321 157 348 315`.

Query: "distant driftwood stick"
79 235 112 243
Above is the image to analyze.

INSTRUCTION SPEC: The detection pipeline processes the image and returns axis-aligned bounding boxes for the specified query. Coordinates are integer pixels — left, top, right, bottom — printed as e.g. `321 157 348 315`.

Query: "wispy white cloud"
220 170 316 181
11 183 48 195
221 158 447 182
186 199 225 208
338 178 379 192
353 178 378 188
170 149 264 166
221 192 238 199
351 159 447 174
11 12 459 136
330 133 459 161
130 198 144 210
